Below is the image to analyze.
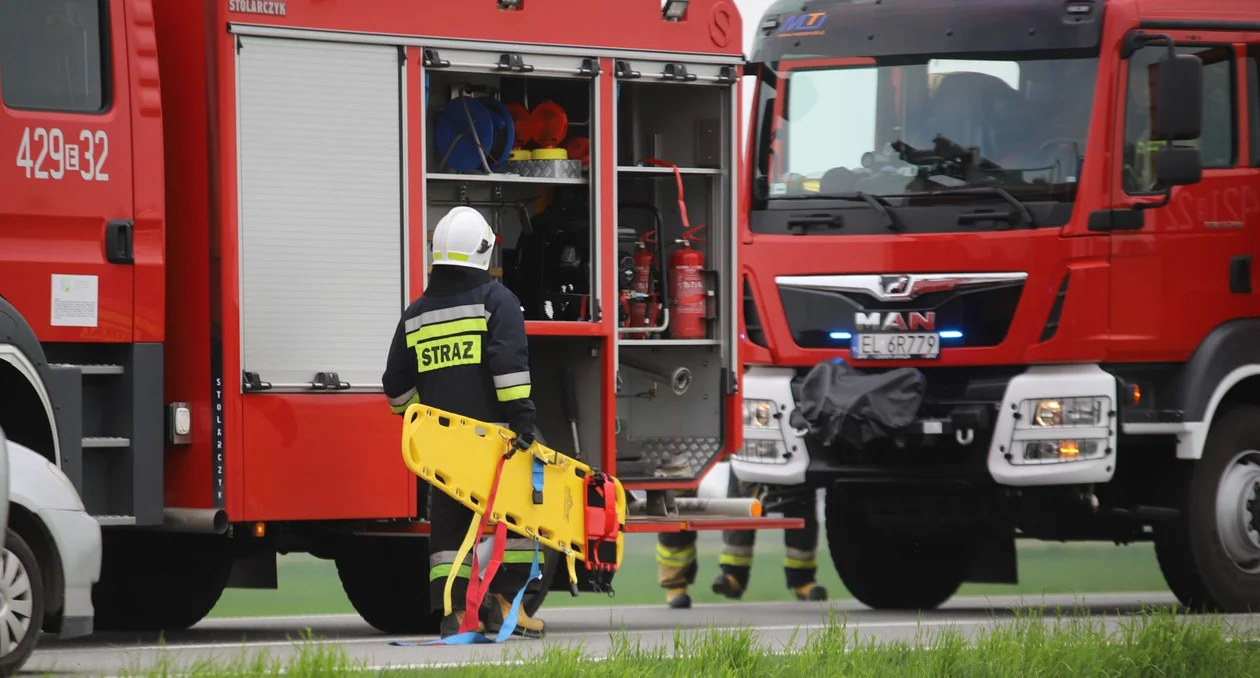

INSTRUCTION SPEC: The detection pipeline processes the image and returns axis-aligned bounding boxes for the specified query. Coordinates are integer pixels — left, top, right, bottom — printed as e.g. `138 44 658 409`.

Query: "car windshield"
752 53 1099 203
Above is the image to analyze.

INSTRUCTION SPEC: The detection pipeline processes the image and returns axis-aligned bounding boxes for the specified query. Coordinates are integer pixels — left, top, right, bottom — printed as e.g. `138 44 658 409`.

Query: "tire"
1154 405 1260 613
0 529 44 677
825 486 968 611
336 537 441 635
93 531 234 632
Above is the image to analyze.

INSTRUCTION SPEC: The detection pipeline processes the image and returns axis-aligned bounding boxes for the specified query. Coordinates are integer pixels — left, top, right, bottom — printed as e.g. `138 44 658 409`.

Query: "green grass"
209 533 1171 618
125 606 1260 677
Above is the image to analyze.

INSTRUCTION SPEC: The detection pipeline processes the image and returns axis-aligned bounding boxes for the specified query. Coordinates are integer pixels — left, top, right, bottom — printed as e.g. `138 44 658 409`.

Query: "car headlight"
743 399 775 429
1031 397 1105 427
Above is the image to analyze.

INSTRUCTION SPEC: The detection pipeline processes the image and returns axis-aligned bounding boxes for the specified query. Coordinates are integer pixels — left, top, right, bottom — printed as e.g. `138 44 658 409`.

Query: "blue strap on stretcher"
399 457 547 647
531 456 545 503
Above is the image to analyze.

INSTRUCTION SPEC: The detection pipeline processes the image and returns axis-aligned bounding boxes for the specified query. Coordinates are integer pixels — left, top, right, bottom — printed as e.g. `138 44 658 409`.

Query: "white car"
0 426 102 676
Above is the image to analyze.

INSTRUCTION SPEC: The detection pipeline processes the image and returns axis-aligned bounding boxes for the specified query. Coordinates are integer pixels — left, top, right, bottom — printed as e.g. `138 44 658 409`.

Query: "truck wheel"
336 537 440 634
825 487 968 610
0 529 43 677
93 531 233 632
1154 405 1260 613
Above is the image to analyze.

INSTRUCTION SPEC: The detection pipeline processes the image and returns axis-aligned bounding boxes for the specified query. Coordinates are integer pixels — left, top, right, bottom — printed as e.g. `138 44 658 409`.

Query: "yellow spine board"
401 404 626 572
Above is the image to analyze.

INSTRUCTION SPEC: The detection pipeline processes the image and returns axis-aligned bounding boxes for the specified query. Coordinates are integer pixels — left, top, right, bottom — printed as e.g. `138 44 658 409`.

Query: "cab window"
0 0 108 113
1123 44 1235 195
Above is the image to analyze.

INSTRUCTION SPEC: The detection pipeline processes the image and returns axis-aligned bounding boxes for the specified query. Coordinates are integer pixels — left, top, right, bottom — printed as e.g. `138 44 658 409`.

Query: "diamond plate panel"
506 159 584 179
637 437 722 478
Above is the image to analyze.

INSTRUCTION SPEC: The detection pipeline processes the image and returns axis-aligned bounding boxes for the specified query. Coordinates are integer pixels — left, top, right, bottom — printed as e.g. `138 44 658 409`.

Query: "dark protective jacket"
382 266 537 436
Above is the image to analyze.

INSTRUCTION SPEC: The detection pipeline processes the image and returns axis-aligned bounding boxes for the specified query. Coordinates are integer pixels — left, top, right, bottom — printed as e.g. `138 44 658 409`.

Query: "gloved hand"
512 430 535 452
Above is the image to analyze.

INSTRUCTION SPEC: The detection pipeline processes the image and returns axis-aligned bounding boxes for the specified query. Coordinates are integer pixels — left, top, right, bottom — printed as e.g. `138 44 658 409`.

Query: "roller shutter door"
236 36 403 388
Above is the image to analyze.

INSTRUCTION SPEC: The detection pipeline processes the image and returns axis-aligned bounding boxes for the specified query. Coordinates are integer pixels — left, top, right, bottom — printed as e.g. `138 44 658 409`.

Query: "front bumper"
42 507 102 638
731 363 1118 487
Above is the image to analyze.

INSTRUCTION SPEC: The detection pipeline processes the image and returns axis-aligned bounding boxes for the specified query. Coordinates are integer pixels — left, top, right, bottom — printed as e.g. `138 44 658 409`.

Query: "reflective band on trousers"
719 544 754 567
655 543 696 566
430 563 472 581
719 553 754 567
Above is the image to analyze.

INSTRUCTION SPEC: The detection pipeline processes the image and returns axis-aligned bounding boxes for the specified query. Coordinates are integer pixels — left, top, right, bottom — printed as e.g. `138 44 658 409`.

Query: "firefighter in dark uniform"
657 471 828 608
383 206 546 639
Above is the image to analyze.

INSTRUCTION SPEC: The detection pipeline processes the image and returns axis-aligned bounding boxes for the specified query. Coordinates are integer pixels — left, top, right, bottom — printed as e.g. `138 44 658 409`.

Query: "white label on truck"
50 274 99 328
16 127 110 182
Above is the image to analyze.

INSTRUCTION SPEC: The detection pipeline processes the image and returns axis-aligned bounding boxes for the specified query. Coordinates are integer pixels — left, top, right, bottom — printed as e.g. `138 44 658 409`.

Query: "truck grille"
776 279 1025 349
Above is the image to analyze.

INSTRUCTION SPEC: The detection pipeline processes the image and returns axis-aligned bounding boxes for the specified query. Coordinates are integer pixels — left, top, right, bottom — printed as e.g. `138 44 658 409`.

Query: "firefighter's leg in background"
712 470 756 600
783 490 828 602
657 530 699 609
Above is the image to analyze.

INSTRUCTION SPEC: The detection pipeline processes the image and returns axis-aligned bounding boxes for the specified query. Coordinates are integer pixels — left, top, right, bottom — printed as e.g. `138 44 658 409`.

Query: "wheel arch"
1155 319 1260 460
0 298 59 466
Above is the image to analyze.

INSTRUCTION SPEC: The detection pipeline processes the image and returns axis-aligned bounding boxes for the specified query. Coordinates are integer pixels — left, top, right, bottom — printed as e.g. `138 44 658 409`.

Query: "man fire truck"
732 0 1260 614
0 0 796 634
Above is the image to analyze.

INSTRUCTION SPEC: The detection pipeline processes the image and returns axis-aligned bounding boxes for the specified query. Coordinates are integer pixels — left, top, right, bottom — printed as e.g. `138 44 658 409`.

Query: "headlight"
743 400 776 429
1017 439 1107 464
733 440 786 464
1030 397 1105 427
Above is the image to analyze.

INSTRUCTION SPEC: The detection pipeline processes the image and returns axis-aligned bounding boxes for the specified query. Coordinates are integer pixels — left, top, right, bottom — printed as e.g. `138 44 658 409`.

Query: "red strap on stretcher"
459 452 510 634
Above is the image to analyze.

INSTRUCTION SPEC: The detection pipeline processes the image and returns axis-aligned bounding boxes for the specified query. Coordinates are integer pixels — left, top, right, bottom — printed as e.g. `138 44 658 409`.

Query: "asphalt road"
27 592 1260 676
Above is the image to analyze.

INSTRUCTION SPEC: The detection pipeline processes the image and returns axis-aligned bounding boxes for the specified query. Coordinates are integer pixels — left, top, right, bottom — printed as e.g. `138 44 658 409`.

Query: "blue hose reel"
434 95 516 173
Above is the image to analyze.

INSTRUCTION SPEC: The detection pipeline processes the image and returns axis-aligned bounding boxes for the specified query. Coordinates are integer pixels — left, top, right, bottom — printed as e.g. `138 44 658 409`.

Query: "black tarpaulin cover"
789 360 927 449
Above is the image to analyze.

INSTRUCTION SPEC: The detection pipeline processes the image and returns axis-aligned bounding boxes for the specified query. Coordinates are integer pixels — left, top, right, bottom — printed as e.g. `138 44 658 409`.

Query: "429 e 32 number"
15 126 110 182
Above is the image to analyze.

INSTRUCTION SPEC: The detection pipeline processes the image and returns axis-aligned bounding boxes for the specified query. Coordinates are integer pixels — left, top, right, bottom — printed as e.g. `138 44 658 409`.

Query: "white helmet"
432 206 494 270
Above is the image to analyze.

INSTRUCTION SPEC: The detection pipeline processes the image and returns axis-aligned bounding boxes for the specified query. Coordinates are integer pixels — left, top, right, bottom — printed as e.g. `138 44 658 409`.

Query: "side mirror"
1154 145 1202 187
1153 53 1203 141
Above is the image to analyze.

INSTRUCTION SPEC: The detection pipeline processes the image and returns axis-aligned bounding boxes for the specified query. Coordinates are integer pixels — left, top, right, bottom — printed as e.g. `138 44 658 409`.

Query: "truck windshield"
751 52 1099 216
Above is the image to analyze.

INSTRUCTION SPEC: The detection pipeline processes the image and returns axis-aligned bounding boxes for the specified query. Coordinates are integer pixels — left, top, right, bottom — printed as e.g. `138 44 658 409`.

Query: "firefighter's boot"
438 610 486 638
711 572 746 600
484 592 546 639
793 582 829 602
666 587 692 609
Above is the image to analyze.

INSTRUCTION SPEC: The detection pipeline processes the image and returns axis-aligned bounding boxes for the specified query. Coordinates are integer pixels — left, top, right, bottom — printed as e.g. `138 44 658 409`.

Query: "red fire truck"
0 0 796 634
732 0 1260 614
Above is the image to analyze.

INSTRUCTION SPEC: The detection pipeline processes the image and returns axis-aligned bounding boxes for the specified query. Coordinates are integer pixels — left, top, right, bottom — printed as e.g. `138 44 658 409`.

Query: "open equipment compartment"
611 63 739 484
422 48 599 324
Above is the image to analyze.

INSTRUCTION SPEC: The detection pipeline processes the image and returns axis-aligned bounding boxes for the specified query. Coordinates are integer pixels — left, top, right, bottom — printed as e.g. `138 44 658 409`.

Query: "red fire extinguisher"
635 156 710 341
670 225 707 340
628 231 659 338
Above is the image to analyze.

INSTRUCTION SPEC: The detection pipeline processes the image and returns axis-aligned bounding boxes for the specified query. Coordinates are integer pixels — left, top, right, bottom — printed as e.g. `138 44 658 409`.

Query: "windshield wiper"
930 186 1035 228
773 191 903 232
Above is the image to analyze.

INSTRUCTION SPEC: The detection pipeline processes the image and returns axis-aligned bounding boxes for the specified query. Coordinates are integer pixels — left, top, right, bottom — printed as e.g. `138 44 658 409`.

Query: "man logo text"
855 311 936 332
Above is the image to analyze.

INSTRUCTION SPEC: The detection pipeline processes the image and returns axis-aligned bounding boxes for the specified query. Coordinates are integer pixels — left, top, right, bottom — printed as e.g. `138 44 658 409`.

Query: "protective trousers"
427 488 536 614
656 472 821 591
